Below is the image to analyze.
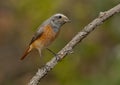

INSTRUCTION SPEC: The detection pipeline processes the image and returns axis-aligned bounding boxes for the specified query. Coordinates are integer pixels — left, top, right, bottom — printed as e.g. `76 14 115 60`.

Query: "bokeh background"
0 0 120 85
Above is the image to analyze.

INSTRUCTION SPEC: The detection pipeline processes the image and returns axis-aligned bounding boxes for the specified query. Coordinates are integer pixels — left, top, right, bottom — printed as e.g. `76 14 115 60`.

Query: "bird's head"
50 13 70 27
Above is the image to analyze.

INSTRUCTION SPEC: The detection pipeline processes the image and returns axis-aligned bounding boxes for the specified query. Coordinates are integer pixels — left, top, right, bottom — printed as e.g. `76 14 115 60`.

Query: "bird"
20 13 70 60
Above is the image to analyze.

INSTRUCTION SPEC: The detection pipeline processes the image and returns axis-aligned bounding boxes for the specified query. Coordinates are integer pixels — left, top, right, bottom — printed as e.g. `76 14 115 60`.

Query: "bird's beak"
64 17 71 23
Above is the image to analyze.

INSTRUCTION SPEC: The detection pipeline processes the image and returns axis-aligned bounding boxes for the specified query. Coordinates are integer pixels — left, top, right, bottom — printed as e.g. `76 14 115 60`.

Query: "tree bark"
28 4 120 85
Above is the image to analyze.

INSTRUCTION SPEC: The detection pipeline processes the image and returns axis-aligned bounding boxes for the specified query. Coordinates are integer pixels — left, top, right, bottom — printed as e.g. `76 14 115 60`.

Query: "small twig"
28 4 120 85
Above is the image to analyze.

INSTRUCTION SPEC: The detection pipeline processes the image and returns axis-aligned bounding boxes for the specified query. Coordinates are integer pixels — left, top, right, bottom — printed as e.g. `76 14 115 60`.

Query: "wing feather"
29 19 50 45
29 27 44 45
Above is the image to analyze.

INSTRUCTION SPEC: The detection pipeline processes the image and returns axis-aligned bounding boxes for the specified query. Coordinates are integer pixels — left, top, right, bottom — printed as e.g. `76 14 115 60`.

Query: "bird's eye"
58 15 62 19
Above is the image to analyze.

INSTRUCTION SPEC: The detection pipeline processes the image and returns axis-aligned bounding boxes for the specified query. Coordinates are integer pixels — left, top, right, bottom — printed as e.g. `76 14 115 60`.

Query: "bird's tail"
20 46 32 60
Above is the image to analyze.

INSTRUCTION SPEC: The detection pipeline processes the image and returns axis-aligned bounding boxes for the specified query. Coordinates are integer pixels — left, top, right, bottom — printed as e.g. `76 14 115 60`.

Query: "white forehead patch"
54 13 67 18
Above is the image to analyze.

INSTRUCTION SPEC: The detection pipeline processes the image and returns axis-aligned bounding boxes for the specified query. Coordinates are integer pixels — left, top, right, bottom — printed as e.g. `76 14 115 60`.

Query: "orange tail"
20 46 32 60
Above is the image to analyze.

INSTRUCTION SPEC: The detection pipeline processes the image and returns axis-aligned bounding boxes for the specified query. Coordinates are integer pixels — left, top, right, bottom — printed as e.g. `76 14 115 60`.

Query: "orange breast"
33 25 58 49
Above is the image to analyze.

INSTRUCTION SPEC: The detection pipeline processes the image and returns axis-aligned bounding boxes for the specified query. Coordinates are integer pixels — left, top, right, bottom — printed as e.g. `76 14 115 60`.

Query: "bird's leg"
38 48 42 57
46 48 57 56
46 48 61 61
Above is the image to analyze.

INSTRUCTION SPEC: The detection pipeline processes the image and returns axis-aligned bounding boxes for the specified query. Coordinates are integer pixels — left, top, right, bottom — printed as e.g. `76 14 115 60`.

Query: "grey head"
37 13 70 34
49 13 70 32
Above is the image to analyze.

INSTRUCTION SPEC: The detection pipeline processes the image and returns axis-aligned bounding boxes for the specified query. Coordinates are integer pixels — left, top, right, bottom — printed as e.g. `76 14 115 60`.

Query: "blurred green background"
0 0 120 85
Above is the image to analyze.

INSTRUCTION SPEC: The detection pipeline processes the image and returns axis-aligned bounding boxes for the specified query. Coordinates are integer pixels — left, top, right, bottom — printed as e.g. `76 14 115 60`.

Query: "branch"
28 4 120 85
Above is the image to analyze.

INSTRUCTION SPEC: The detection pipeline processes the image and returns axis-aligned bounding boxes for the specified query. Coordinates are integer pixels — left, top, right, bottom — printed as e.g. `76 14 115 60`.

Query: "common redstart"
20 13 70 60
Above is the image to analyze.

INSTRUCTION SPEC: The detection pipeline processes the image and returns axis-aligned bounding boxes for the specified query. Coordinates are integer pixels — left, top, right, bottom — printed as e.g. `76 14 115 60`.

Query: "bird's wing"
29 26 44 45
29 19 50 45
